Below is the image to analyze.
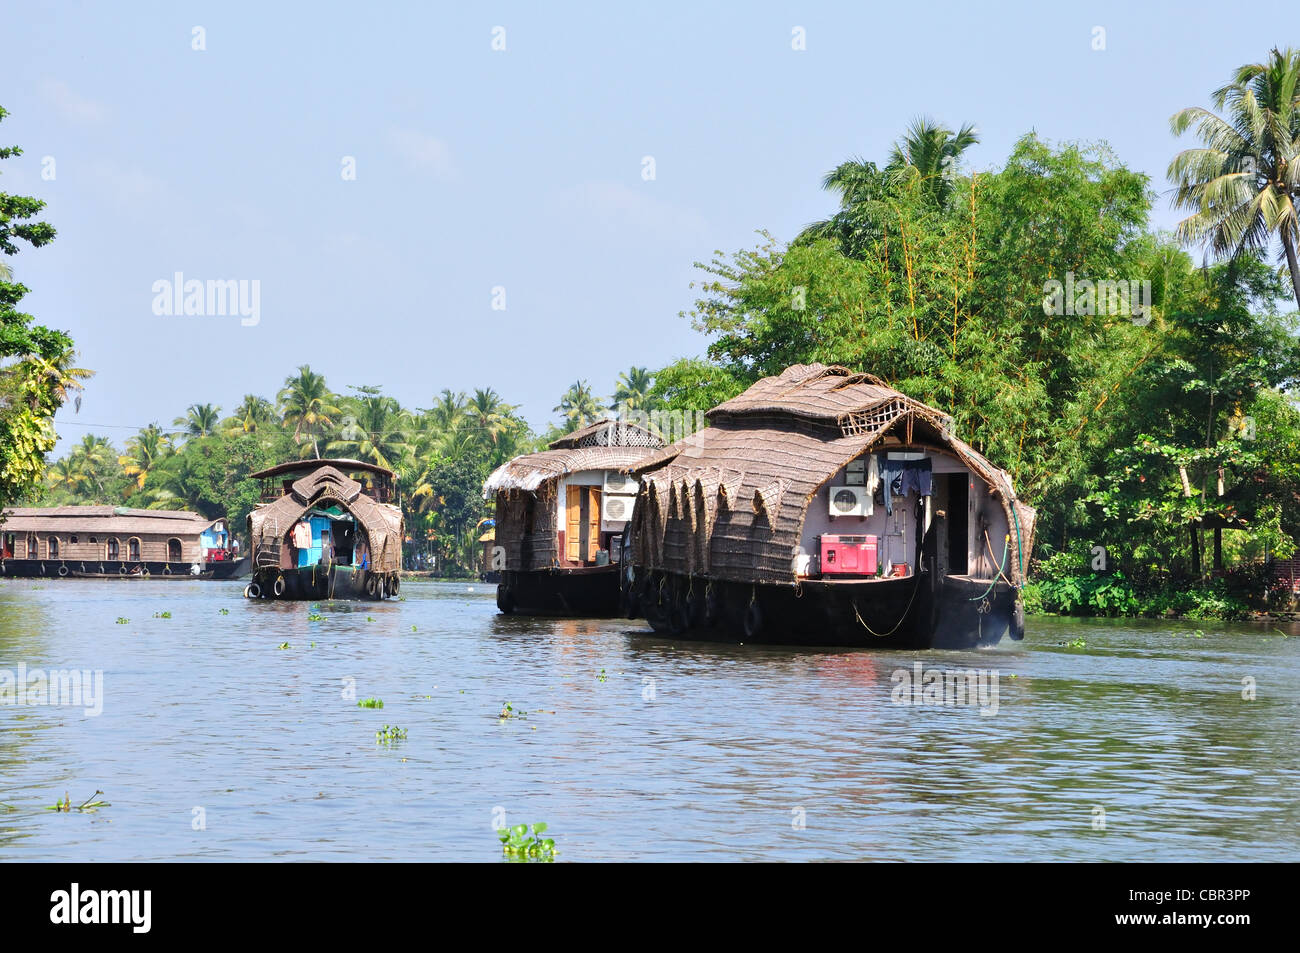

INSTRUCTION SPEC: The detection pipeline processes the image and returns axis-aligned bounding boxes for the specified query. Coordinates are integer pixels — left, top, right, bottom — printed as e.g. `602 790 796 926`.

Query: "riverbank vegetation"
11 50 1300 612
28 366 668 576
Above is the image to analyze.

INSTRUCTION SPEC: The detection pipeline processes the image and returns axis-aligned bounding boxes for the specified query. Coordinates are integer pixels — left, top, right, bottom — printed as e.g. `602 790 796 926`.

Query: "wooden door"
566 485 582 563
588 487 601 561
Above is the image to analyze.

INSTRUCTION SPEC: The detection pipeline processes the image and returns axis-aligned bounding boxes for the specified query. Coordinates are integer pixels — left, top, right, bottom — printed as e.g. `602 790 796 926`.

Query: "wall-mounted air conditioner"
603 471 639 495
828 485 870 518
602 494 637 523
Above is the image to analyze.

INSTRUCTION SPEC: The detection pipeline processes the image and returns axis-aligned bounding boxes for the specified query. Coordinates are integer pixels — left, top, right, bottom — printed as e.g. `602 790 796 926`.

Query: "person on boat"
356 538 369 571
319 530 334 567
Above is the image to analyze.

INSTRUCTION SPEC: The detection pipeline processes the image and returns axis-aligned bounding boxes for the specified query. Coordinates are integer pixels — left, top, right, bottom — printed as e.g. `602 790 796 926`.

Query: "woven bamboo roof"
629 363 1036 586
484 419 665 495
249 458 394 480
247 464 404 573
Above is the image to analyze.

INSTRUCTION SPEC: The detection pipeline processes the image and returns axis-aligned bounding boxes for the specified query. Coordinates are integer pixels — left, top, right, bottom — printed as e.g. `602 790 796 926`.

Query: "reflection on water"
0 579 1296 861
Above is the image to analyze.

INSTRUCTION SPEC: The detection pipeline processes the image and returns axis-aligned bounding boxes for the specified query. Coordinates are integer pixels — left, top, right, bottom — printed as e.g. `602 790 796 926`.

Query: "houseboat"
244 459 404 601
484 418 665 615
0 506 245 579
621 364 1036 649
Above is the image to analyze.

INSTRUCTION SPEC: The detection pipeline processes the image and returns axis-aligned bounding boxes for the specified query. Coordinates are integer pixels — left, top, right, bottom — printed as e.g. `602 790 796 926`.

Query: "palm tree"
466 387 519 449
18 346 94 413
423 388 468 432
173 403 221 439
326 386 413 471
612 367 655 411
223 394 276 435
885 116 980 208
64 434 116 499
554 380 605 432
277 365 341 458
798 118 978 255
797 157 890 254
1169 47 1300 310
119 424 171 493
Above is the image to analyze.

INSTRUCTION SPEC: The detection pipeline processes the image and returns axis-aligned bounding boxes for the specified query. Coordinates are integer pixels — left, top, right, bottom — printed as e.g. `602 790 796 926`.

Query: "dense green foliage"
35 366 664 576
0 106 84 508
655 101 1300 615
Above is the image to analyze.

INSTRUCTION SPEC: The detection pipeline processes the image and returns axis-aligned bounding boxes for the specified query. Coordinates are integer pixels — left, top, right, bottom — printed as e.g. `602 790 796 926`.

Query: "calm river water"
1 579 1296 862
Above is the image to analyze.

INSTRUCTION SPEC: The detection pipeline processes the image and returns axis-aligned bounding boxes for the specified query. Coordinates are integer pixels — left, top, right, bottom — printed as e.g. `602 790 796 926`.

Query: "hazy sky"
4 0 1295 453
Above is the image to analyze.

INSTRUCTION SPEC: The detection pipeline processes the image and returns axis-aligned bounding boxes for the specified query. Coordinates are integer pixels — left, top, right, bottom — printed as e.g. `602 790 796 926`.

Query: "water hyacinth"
499 822 557 861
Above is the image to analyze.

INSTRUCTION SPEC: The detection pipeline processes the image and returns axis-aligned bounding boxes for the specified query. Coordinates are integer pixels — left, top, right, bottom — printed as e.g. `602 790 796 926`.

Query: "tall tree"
0 105 78 506
1169 47 1300 310
885 116 980 208
554 380 605 432
612 366 657 411
277 365 340 458
119 423 171 493
327 385 413 471
173 403 221 439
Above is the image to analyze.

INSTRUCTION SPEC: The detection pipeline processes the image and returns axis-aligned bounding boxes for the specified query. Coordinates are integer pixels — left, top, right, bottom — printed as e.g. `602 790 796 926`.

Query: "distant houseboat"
484 418 665 615
244 459 404 601
0 506 244 579
621 364 1036 648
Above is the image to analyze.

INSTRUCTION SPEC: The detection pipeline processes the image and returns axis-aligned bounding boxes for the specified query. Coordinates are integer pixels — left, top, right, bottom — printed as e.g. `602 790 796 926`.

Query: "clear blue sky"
4 0 1295 453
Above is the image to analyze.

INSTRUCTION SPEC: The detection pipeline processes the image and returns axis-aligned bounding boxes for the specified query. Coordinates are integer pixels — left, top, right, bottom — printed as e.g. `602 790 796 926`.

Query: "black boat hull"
496 566 622 617
245 564 399 601
625 567 1023 649
1 557 248 580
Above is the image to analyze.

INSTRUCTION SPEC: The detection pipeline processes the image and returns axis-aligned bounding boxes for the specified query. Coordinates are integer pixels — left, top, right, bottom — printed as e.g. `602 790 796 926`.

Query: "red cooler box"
820 534 878 576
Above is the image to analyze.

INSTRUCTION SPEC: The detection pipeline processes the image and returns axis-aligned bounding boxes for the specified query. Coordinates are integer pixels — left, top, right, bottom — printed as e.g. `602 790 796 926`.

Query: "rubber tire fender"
497 584 516 614
1011 598 1025 641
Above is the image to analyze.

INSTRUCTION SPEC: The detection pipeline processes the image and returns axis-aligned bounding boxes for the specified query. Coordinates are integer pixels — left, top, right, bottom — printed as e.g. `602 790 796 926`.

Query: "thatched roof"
484 418 664 496
247 464 403 573
250 458 394 480
629 364 1036 586
1 506 222 537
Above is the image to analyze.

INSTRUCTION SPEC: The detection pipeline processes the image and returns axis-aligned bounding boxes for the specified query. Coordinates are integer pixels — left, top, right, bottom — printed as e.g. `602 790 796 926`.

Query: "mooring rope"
851 569 923 639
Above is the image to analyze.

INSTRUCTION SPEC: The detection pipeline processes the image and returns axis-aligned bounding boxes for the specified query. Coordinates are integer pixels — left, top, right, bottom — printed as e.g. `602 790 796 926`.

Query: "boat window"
107 538 120 559
70 535 79 544
167 538 182 561
48 537 60 558
27 536 38 559
128 537 141 561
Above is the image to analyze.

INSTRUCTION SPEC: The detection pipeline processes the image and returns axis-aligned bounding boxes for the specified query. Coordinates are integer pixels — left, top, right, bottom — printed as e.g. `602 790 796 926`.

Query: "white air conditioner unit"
603 471 639 495
602 494 637 523
828 486 870 518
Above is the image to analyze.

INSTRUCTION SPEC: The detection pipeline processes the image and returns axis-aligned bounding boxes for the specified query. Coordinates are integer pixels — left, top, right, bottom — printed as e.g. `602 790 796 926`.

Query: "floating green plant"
115 617 129 625
366 616 376 622
597 668 607 683
307 612 327 622
277 642 291 650
45 790 110 813
219 608 230 615
411 625 418 632
1062 638 1087 649
358 698 384 709
499 822 557 861
499 702 527 721
375 725 407 744
153 611 171 619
